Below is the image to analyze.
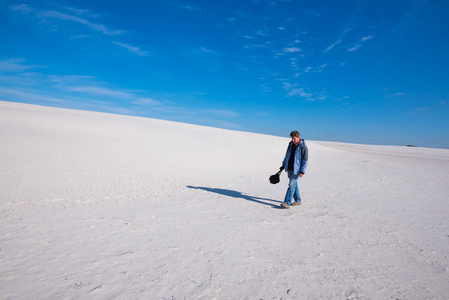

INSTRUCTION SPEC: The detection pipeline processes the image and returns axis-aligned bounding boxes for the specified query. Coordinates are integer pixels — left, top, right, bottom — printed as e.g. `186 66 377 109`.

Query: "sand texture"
1 101 449 299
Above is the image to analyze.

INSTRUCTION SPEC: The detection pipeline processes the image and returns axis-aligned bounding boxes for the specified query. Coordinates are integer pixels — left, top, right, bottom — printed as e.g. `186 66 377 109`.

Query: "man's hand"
299 173 304 178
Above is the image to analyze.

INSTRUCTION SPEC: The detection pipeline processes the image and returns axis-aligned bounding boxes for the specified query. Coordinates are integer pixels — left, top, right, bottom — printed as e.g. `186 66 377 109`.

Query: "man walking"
280 131 308 209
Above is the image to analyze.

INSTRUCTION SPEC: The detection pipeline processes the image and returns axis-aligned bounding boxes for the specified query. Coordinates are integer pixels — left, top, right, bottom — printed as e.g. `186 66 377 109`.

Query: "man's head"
290 130 300 145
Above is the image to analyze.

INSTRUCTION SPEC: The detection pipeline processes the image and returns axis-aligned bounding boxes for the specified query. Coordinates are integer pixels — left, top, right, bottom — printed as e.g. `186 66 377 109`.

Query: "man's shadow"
186 186 283 208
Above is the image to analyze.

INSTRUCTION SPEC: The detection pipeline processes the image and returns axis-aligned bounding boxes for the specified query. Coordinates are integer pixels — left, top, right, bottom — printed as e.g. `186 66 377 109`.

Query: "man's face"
291 136 300 145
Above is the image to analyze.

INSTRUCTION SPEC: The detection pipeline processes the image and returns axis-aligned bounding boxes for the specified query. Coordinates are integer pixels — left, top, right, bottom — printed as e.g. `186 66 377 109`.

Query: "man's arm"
299 143 308 176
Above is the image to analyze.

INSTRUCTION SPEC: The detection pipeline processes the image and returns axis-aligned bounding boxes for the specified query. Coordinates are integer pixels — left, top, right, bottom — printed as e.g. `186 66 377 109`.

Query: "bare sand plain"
1 101 448 299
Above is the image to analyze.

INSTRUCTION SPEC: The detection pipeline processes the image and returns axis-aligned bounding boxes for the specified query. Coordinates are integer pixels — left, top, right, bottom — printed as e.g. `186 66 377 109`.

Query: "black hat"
269 173 280 184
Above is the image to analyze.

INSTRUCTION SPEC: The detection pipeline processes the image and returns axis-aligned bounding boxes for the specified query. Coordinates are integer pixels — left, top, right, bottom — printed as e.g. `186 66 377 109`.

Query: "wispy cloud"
10 4 151 60
348 44 362 51
324 27 358 53
0 58 36 73
304 10 321 17
10 4 32 13
10 4 124 36
56 5 92 17
39 10 124 35
134 98 163 106
323 40 341 53
283 47 301 53
254 28 269 37
407 107 429 114
260 83 272 92
390 92 406 96
199 47 216 53
69 34 91 39
0 58 203 119
180 5 198 10
200 109 241 118
302 64 328 73
342 27 353 34
49 75 97 85
287 88 312 98
113 42 148 56
1 63 134 100
64 86 135 98
282 81 326 101
244 44 269 49
348 35 374 52
0 86 68 104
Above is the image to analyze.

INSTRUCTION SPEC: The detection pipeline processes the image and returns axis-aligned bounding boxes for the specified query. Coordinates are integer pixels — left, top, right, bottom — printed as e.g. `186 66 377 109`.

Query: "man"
280 131 308 209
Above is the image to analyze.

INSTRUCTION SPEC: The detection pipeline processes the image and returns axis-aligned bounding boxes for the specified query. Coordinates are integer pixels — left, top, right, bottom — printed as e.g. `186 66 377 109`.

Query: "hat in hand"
269 172 281 184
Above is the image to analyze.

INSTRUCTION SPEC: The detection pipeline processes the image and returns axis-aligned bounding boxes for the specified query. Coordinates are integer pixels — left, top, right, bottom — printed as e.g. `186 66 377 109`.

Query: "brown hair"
290 131 300 137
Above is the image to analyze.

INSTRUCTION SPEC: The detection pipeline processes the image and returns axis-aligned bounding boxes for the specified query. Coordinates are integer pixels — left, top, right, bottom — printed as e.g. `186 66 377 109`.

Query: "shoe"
280 203 290 209
291 202 302 206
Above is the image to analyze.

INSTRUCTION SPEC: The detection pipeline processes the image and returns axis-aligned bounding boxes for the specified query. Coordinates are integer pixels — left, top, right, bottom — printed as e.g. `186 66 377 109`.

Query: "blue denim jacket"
282 139 309 176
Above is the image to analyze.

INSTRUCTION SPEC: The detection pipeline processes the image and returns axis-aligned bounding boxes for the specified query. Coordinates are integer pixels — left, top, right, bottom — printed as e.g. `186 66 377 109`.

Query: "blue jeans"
284 170 301 205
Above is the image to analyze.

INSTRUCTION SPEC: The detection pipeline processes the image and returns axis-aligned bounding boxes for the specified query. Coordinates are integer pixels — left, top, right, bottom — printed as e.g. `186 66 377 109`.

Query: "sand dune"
1 101 448 299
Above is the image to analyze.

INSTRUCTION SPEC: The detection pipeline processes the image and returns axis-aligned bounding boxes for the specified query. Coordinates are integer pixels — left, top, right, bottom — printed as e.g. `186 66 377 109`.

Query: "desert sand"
1 101 448 299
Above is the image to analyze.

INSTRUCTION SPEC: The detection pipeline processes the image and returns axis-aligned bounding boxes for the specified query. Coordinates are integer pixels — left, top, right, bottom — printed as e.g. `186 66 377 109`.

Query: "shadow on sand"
187 185 283 208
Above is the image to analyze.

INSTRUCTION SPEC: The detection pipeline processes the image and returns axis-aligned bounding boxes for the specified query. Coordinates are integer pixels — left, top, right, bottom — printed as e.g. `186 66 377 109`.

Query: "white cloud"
69 34 91 39
10 4 32 13
39 10 124 35
304 10 321 17
342 27 353 34
0 86 68 104
10 4 125 36
282 81 326 101
181 6 198 10
254 29 269 37
300 64 327 73
0 60 180 116
349 35 374 52
261 84 272 92
60 6 91 16
199 47 215 53
348 44 362 51
283 47 301 53
49 75 97 85
319 63 328 69
323 40 341 53
407 107 429 114
244 44 268 49
47 75 150 102
113 42 148 56
65 86 134 98
287 88 312 98
0 58 34 73
135 98 163 106
201 109 241 118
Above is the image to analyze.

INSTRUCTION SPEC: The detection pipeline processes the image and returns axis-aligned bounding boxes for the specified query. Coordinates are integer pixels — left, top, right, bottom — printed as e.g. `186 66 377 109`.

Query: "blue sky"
1 0 448 148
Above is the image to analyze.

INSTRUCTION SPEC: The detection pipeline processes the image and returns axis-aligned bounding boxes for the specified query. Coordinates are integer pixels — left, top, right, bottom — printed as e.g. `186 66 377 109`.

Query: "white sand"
1 101 448 299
